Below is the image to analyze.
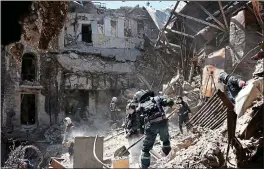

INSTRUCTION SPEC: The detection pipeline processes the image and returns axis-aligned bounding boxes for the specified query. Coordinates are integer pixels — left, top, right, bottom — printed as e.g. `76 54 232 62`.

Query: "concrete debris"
253 59 264 77
154 127 228 168
44 124 65 144
62 42 141 62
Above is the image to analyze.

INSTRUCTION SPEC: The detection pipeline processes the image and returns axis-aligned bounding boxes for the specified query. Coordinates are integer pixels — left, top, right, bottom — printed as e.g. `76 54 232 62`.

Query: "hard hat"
112 97 117 102
133 90 147 102
218 72 229 84
63 117 72 125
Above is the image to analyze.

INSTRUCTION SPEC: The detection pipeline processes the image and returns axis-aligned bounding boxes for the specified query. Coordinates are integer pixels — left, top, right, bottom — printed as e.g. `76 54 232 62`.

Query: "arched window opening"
21 53 36 82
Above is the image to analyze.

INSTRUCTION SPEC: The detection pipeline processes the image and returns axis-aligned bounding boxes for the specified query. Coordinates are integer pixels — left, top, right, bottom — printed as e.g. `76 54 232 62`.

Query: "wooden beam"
169 43 181 49
194 2 226 30
218 1 229 29
166 28 194 39
155 1 180 48
173 11 225 31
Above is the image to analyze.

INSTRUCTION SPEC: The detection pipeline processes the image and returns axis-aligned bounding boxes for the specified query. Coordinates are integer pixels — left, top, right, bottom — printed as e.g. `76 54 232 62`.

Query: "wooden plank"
50 157 66 169
194 1 226 30
73 136 104 168
166 28 195 38
173 11 225 31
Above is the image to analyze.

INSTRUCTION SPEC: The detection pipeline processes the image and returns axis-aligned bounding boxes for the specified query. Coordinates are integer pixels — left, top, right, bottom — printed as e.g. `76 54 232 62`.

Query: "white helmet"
63 117 72 126
112 97 117 102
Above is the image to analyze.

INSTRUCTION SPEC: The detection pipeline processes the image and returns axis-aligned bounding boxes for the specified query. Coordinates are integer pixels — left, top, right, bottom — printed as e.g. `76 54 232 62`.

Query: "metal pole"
173 11 225 31
218 1 229 29
166 28 195 39
194 1 226 30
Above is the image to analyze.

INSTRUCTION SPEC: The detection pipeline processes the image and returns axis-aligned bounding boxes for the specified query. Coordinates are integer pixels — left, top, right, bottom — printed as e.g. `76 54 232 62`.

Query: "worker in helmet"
62 117 75 160
109 97 120 122
175 96 192 134
218 71 246 104
133 90 174 169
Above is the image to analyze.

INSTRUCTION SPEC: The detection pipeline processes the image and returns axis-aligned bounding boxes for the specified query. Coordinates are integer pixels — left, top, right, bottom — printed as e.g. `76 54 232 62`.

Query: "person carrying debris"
175 96 192 134
109 97 121 122
123 99 144 166
133 90 174 169
218 71 246 104
62 117 75 160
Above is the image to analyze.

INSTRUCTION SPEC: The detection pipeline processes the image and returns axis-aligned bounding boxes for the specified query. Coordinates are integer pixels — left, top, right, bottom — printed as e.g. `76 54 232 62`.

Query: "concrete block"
73 136 104 168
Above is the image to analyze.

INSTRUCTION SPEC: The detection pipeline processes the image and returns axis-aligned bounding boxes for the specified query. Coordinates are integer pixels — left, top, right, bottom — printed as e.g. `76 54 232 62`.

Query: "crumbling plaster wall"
62 72 138 115
225 9 260 80
2 45 50 133
62 11 156 49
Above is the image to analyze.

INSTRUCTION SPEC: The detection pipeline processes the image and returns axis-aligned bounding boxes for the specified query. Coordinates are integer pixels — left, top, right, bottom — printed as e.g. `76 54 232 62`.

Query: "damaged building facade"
54 2 163 120
1 1 163 137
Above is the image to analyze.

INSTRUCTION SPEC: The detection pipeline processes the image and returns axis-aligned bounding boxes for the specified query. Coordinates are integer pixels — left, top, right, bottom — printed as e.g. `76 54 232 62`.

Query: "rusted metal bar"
195 99 222 127
204 107 227 129
188 93 218 123
173 11 225 31
207 107 227 128
218 1 229 29
194 1 226 30
191 97 221 125
166 28 195 39
211 113 227 129
202 104 225 128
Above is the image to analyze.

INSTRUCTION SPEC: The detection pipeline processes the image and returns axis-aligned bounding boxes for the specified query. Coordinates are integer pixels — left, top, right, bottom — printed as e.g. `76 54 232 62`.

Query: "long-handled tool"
114 135 145 157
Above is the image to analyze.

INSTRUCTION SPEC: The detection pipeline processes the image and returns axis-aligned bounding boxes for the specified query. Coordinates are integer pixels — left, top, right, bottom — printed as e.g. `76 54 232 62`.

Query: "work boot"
251 51 264 60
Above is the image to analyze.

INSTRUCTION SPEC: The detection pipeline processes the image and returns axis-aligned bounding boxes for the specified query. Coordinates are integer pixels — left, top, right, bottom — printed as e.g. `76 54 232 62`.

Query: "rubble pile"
253 59 264 78
154 127 228 168
44 124 65 144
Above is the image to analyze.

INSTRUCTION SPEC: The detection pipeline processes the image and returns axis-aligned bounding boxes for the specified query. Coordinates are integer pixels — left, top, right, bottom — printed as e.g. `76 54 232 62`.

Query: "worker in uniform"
123 99 144 167
218 72 246 104
109 97 120 122
175 96 192 134
133 90 174 169
62 117 75 161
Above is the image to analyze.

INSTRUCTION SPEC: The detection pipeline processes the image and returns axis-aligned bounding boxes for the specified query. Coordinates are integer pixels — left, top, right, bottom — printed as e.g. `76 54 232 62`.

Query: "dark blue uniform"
177 101 191 134
137 96 174 169
225 76 244 104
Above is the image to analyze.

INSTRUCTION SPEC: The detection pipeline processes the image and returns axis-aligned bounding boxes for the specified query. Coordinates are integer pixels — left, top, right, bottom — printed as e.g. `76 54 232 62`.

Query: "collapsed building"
1 1 263 168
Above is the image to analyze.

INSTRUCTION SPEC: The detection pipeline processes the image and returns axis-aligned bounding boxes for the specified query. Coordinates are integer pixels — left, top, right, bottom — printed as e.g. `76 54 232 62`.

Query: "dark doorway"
82 24 92 43
21 94 36 125
21 53 36 82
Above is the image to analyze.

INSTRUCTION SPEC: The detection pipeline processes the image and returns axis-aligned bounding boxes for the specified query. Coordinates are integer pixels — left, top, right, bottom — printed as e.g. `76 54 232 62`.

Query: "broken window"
137 20 144 38
21 53 36 82
21 94 36 125
110 20 117 36
124 19 132 37
82 24 92 43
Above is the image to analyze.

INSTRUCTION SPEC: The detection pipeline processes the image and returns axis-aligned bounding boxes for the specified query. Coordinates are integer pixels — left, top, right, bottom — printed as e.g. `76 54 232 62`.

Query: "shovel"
114 135 145 158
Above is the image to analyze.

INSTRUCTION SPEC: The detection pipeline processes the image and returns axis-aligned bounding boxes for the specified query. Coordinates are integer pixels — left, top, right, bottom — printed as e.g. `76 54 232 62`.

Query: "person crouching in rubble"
218 71 246 104
123 99 144 166
175 96 192 134
134 90 174 169
62 117 75 161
